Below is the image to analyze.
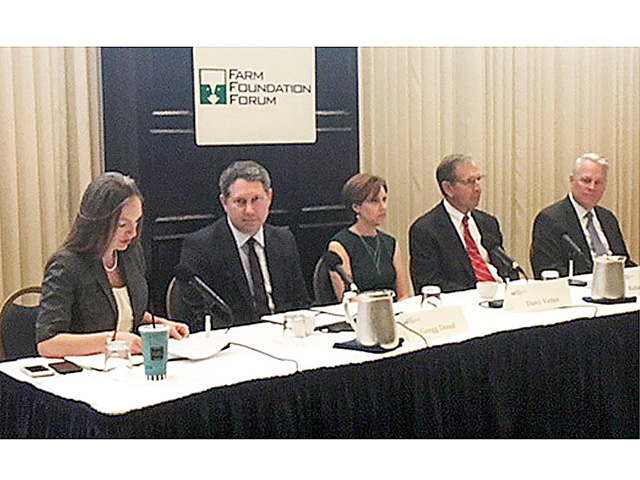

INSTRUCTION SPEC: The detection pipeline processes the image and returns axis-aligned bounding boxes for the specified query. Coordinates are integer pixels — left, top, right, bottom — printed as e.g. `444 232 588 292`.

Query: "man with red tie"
409 154 518 293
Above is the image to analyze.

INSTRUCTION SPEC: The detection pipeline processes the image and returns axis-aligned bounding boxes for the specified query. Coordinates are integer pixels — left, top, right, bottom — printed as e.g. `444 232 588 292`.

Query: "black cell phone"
316 321 354 333
568 279 588 287
48 360 83 374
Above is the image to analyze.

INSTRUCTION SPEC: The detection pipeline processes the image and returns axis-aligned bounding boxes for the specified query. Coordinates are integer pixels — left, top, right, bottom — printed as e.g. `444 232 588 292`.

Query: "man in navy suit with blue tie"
530 153 636 278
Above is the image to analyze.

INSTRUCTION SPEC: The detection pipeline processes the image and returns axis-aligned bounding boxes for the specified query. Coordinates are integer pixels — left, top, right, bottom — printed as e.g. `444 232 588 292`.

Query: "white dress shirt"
568 192 611 259
112 286 133 332
443 199 501 281
226 217 275 313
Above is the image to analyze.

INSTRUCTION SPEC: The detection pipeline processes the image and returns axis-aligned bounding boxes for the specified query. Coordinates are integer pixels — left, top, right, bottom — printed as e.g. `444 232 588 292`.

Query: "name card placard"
503 278 572 312
625 267 640 298
398 306 469 342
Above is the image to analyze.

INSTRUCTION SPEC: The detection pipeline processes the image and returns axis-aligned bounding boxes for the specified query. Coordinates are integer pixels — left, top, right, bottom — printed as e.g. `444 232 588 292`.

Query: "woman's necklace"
355 230 382 274
103 252 118 273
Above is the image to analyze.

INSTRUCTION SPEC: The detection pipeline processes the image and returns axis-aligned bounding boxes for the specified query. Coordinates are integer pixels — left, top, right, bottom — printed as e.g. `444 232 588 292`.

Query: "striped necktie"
586 211 608 256
462 215 496 282
246 237 270 316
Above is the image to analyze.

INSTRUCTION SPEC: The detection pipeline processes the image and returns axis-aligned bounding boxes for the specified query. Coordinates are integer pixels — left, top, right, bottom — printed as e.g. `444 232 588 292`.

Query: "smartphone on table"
21 364 55 378
48 360 83 374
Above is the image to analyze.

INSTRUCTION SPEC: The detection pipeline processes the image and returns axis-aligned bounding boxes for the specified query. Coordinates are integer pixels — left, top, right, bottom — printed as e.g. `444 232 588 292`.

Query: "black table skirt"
1 312 638 438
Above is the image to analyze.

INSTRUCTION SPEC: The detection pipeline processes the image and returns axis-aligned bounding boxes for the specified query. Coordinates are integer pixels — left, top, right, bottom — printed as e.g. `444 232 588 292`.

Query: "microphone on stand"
491 245 529 281
482 235 528 281
323 251 359 293
174 265 234 320
542 218 589 286
560 233 590 265
558 234 590 286
541 215 590 264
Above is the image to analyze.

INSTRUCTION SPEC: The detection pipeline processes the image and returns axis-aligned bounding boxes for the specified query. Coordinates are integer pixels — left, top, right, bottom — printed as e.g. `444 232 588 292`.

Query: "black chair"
165 277 193 324
165 276 178 319
0 286 41 361
312 255 338 306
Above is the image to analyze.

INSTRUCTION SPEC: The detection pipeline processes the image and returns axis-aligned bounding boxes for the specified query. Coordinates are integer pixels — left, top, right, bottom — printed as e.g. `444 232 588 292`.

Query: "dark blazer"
36 243 148 344
409 201 515 293
176 217 310 330
530 196 635 278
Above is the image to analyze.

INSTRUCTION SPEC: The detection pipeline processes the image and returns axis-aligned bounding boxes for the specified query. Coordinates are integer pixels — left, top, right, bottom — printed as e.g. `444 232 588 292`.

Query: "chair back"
165 276 178 319
312 255 338 306
0 286 42 361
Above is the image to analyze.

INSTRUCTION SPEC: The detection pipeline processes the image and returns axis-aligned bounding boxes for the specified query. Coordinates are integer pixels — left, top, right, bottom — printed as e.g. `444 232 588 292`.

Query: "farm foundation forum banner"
193 47 316 145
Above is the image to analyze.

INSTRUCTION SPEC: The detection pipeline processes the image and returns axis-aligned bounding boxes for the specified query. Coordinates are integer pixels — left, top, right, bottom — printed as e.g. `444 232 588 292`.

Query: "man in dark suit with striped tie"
409 154 518 293
176 160 310 330
530 153 636 278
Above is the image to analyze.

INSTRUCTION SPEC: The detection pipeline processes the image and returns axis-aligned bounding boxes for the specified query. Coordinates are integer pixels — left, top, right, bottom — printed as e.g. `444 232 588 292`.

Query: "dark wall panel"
102 47 359 313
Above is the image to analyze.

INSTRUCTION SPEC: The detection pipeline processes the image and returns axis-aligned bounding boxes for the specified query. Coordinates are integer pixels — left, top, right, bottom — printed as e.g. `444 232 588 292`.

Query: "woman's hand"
115 332 143 354
164 319 190 340
143 312 190 340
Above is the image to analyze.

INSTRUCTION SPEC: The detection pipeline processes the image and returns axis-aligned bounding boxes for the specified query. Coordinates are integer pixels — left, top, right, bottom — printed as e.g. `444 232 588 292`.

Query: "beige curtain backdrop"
1 47 638 301
0 47 103 302
359 47 640 290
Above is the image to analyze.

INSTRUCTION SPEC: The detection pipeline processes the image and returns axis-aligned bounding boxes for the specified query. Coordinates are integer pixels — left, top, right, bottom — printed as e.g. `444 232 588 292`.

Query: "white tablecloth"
1 274 637 415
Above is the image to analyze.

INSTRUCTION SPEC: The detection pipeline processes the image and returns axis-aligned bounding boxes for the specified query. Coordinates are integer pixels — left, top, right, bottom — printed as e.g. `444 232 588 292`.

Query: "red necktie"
462 215 496 282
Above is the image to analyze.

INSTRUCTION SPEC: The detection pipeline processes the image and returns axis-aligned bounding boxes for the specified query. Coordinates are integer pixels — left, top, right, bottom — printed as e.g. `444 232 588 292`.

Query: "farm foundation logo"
198 67 311 107
199 69 227 105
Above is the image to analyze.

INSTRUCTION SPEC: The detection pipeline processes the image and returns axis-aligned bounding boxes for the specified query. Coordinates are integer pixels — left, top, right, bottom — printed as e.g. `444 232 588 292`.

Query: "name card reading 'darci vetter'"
503 278 571 312
399 306 469 341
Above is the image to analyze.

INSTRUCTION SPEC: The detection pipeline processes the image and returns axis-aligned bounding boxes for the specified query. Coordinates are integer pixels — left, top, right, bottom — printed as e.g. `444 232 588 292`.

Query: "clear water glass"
103 340 133 372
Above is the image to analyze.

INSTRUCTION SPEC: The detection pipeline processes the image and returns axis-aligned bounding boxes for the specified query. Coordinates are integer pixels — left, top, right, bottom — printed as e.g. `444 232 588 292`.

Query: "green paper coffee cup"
139 324 170 380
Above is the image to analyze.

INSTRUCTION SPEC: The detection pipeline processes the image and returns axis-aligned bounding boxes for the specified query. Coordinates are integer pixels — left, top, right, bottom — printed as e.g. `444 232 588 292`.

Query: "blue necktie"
586 211 607 256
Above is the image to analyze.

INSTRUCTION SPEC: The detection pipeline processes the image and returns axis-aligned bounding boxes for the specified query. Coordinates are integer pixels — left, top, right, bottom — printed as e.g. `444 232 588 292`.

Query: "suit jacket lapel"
436 202 474 277
263 225 283 308
89 258 118 320
561 196 593 268
594 205 616 248
220 219 254 307
118 249 144 323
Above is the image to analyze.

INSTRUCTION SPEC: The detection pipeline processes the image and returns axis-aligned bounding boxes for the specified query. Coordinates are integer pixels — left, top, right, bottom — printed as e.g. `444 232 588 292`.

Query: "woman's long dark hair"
63 172 143 258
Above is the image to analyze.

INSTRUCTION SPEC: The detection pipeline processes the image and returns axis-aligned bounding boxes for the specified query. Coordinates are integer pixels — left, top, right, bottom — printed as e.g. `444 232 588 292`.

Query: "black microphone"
543 215 590 264
323 251 359 293
491 245 529 281
560 233 589 264
174 265 234 317
481 234 528 280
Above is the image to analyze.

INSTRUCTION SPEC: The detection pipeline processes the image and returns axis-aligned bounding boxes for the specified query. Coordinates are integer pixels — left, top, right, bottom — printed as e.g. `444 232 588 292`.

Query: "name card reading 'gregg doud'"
624 267 640 298
503 278 571 312
398 306 469 341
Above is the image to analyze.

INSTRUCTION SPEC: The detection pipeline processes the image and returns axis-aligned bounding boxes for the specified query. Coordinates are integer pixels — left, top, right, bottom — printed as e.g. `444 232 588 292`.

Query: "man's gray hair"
219 160 272 197
435 153 474 196
573 153 608 174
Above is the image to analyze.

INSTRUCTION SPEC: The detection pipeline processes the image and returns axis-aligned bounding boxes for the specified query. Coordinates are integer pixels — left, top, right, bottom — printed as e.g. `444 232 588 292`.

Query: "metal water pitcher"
343 290 398 348
591 255 626 299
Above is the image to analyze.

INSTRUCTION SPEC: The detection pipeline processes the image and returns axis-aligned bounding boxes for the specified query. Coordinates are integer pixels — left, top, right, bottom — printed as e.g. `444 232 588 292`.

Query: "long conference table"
0 274 638 439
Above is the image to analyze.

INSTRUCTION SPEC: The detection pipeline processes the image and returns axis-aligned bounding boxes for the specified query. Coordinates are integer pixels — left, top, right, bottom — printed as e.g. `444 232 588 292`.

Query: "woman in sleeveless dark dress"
328 173 411 301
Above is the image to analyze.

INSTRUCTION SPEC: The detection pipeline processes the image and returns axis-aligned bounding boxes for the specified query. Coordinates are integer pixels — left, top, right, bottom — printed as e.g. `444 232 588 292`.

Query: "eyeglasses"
454 175 484 186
